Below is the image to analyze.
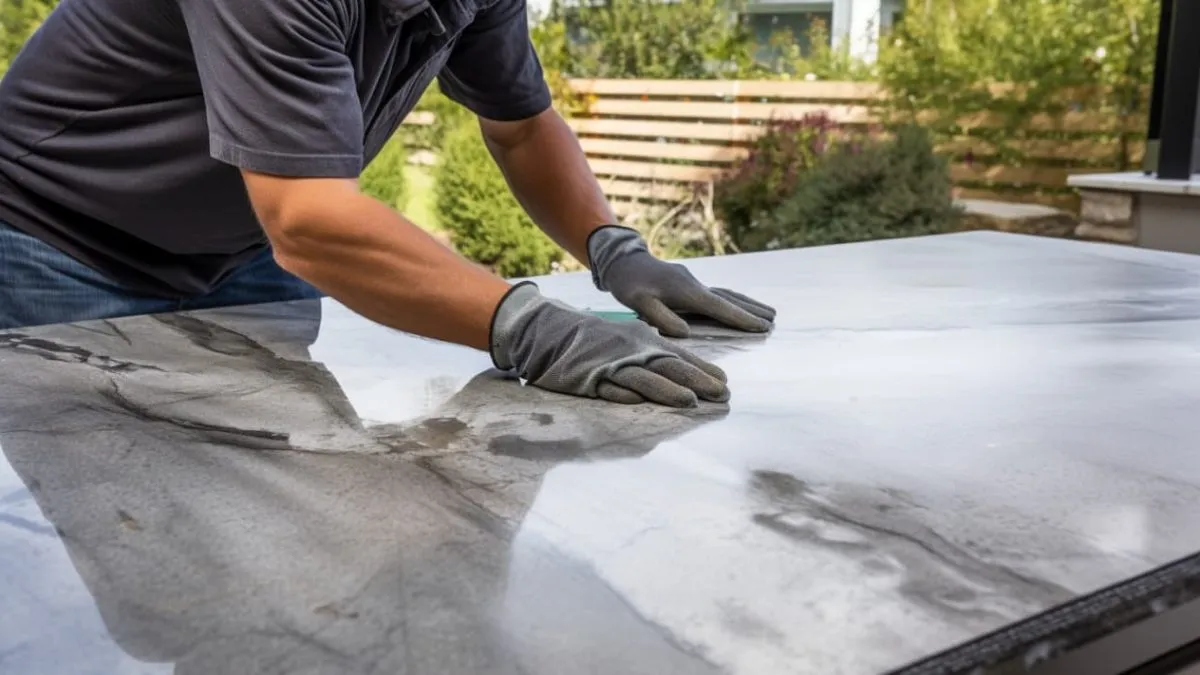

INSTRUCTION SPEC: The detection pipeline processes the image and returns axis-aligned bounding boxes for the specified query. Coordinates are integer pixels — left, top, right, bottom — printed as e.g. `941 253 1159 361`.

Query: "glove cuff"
488 281 544 371
586 225 650 292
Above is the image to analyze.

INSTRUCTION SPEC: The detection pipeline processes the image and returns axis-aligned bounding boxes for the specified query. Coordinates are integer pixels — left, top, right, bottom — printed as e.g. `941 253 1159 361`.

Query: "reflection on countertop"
3 232 1200 675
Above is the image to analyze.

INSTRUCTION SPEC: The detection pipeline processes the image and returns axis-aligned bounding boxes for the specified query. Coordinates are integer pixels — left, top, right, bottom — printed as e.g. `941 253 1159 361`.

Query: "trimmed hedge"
359 136 409 210
433 119 561 278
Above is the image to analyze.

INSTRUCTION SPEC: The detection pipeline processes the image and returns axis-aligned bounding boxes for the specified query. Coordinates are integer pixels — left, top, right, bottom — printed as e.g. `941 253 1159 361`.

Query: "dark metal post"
1156 0 1200 179
1143 0 1173 173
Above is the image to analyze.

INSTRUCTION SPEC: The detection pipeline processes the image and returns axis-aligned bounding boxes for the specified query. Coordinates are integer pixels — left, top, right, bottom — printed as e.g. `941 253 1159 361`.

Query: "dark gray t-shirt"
0 0 551 296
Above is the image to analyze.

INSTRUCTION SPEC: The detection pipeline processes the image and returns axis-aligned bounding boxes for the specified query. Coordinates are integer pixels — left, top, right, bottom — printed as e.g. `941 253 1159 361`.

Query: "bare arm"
242 172 512 351
479 108 615 266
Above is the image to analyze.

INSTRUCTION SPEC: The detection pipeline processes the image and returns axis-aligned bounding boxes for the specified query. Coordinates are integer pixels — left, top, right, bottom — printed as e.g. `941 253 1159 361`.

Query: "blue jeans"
0 221 323 330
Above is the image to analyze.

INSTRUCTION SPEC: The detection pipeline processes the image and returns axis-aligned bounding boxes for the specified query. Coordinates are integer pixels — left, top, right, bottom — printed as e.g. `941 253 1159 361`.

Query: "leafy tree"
551 0 757 79
753 19 877 81
878 0 1159 168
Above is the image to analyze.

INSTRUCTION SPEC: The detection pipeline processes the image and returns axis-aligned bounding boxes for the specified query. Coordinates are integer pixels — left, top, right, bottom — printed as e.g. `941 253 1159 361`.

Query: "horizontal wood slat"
404 111 435 125
570 78 883 101
611 199 639 218
589 158 1119 191
597 179 690 201
569 118 760 142
587 99 873 124
949 164 1117 187
571 79 1148 103
922 110 1145 133
936 137 1145 162
580 137 747 163
589 158 724 183
949 163 1069 187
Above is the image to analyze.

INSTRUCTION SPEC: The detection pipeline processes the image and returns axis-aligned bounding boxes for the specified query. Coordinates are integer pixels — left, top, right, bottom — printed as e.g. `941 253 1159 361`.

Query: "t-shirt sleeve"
437 0 553 122
177 0 364 177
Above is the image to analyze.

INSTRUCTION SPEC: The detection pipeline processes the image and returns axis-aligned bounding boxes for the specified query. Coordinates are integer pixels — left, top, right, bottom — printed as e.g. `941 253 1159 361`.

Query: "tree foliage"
539 0 876 81
548 0 756 79
878 0 1159 167
749 19 877 81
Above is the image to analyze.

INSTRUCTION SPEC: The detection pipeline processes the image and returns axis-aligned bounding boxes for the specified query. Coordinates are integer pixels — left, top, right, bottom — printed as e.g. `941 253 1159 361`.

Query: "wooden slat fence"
407 78 1148 215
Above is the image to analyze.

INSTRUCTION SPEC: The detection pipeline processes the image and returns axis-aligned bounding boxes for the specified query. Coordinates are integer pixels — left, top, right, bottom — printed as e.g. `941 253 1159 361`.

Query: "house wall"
747 0 905 62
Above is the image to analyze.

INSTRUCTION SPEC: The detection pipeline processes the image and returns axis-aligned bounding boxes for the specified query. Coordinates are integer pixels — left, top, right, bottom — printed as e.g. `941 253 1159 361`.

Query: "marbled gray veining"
3 232 1200 675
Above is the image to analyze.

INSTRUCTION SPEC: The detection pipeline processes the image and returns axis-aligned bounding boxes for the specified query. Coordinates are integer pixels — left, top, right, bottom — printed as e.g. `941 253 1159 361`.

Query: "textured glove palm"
490 283 729 407
587 226 776 338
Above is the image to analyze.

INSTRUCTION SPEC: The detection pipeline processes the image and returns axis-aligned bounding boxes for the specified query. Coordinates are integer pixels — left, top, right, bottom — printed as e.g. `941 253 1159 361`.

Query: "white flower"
1094 46 1107 59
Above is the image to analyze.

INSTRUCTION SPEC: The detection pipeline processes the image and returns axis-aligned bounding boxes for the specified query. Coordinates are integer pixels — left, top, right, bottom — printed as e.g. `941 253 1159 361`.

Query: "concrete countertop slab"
2 231 1200 675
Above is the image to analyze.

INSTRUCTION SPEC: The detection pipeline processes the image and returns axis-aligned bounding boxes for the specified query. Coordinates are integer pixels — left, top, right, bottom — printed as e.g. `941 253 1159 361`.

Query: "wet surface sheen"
2 232 1200 675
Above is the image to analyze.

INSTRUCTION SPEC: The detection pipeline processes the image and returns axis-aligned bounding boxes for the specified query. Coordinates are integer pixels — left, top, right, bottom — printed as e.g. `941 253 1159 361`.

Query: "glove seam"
488 280 538 371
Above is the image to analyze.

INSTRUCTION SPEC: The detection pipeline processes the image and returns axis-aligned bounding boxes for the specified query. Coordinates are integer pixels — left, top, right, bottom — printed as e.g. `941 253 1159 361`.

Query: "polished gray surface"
3 232 1200 675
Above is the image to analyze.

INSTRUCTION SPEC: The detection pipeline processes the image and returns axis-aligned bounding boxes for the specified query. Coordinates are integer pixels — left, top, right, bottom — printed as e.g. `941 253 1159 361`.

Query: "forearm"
266 183 511 351
483 110 615 265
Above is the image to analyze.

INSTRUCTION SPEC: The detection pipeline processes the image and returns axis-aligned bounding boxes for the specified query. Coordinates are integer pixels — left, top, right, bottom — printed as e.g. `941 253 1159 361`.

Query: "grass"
402 163 439 232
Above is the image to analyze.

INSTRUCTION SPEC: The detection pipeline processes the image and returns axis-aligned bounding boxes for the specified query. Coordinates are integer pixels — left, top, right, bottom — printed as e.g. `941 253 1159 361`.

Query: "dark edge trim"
1146 0 1174 144
887 551 1200 675
585 224 639 290
1157 0 1200 179
487 280 537 371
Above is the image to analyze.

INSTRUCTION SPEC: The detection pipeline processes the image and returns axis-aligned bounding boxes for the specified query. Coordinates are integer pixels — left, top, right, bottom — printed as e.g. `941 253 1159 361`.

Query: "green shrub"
434 119 561 277
741 125 961 251
714 113 846 247
359 135 409 209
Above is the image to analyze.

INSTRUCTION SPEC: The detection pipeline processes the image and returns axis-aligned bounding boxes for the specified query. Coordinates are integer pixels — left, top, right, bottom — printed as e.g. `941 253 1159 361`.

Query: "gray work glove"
587 225 777 338
489 282 730 407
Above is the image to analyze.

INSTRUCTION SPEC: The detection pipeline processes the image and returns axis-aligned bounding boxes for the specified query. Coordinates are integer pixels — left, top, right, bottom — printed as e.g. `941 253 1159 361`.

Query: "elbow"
258 206 316 276
242 174 358 278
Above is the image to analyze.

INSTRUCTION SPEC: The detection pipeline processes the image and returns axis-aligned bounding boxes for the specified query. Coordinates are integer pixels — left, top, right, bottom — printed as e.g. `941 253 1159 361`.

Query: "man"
0 0 776 408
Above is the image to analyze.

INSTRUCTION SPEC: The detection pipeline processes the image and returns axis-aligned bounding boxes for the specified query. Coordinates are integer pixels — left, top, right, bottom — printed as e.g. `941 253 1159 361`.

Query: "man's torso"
0 0 485 296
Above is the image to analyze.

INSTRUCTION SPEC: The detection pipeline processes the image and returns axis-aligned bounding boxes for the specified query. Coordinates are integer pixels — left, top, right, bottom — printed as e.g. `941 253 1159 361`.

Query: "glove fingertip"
634 298 691 338
697 360 729 383
597 381 646 405
703 386 732 404
655 319 691 339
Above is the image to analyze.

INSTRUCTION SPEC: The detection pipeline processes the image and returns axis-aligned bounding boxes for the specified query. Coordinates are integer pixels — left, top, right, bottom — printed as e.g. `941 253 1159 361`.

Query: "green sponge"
585 310 639 322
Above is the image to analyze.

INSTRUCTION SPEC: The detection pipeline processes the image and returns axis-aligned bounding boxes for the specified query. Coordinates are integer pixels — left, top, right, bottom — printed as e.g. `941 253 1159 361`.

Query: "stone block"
1079 189 1134 226
955 199 1078 238
1075 222 1137 245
